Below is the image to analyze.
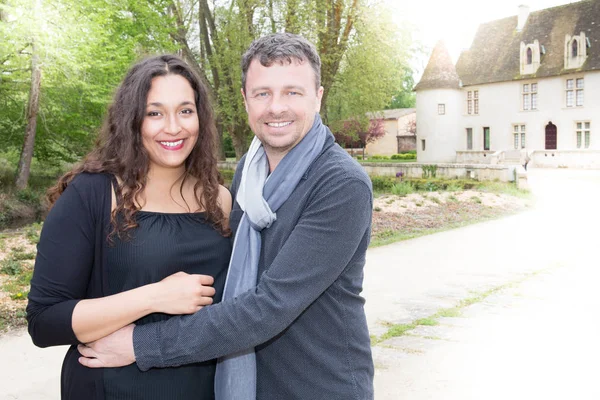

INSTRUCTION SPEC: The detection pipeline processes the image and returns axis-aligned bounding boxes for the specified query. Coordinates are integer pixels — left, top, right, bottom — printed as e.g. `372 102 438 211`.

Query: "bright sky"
387 0 578 78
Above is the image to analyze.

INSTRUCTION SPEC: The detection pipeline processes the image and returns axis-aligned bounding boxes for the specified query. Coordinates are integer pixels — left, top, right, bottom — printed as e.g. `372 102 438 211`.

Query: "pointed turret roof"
414 41 460 91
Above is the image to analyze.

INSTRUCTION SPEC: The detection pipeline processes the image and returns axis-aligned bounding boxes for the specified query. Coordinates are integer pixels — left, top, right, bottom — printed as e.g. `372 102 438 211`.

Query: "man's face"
242 58 324 160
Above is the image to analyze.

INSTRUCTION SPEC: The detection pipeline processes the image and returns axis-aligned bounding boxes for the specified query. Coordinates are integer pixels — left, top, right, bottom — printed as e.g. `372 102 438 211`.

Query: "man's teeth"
160 139 183 147
267 121 292 127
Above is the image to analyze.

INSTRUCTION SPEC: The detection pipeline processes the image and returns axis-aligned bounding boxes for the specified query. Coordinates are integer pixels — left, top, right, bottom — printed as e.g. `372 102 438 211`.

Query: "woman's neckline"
136 210 206 216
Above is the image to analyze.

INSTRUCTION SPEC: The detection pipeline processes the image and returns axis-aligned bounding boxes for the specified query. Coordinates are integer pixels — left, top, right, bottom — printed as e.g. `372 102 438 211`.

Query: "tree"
325 2 413 125
332 117 384 158
1 0 418 175
386 66 416 109
15 39 41 189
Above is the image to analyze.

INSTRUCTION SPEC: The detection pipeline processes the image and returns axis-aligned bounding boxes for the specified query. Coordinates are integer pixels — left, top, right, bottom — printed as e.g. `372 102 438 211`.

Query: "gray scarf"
214 114 327 400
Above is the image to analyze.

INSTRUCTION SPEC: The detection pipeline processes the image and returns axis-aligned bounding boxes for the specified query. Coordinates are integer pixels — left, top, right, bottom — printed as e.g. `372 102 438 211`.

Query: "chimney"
517 5 530 31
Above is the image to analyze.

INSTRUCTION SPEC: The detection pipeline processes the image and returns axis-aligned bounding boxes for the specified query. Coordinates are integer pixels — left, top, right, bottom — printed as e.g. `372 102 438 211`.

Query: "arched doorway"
545 122 557 150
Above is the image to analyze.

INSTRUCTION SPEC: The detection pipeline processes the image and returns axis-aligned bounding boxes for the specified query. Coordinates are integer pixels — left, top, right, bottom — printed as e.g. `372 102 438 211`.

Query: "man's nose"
267 94 289 115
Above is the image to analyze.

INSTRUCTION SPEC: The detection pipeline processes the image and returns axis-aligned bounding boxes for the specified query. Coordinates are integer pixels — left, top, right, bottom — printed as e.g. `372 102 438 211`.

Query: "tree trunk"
231 125 248 160
15 42 41 190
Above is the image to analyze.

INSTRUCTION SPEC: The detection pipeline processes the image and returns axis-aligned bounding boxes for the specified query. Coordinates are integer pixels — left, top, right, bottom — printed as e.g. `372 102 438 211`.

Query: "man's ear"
241 88 248 112
315 86 324 112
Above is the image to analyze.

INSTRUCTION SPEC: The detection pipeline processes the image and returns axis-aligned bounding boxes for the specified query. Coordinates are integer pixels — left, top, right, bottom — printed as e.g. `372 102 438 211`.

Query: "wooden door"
545 123 557 150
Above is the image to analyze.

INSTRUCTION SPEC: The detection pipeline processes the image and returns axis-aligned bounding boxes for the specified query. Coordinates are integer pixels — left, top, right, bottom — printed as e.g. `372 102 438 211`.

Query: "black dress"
26 173 231 400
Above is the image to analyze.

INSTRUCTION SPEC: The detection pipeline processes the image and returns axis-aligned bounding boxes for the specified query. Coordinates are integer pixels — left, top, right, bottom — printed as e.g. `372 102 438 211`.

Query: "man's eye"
288 91 299 96
256 92 269 97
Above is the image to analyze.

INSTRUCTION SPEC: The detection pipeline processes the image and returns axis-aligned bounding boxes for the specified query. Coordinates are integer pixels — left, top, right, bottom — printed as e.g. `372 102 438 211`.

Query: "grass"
371 270 544 346
390 182 413 197
0 222 41 333
371 176 531 199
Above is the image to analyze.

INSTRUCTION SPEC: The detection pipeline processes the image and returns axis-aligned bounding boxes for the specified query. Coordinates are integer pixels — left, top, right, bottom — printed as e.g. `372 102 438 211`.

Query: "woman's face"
141 74 199 172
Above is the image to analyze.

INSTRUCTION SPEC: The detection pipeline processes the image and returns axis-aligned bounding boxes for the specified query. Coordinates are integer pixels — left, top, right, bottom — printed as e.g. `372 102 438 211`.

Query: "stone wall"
530 150 600 169
218 161 518 182
361 162 516 182
397 136 416 152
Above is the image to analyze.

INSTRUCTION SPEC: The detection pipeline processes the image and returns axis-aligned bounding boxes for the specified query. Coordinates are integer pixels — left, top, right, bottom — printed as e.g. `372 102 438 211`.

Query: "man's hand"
78 324 136 368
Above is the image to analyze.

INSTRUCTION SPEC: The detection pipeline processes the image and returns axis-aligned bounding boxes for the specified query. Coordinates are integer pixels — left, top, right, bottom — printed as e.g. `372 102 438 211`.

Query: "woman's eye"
181 109 194 114
147 111 160 117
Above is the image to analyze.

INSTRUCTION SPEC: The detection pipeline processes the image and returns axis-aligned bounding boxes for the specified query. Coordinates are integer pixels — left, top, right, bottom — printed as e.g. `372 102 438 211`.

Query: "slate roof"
414 41 460 91
456 0 600 86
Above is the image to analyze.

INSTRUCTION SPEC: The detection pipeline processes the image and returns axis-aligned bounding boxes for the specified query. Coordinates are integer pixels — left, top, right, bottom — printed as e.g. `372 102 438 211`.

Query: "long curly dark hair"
48 54 229 239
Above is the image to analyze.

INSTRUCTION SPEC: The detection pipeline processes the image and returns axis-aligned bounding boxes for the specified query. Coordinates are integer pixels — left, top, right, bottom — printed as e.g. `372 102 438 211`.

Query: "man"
79 33 374 400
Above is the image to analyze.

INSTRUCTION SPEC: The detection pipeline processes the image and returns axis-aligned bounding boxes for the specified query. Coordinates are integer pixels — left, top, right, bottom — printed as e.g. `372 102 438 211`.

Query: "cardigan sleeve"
26 176 97 348
133 175 372 370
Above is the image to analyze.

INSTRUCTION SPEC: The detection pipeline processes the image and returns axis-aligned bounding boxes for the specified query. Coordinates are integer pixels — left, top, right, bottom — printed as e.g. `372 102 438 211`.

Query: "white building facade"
415 1 600 168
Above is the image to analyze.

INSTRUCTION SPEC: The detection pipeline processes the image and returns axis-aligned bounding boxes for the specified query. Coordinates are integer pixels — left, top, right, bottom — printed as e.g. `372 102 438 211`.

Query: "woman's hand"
151 272 216 314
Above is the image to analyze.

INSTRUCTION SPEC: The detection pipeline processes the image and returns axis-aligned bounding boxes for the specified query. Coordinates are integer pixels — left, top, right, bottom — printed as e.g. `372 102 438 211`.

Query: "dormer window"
520 40 541 75
565 33 587 69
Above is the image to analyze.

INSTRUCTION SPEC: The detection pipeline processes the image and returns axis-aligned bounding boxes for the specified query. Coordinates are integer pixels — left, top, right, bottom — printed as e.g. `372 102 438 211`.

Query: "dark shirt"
26 173 231 399
134 132 375 400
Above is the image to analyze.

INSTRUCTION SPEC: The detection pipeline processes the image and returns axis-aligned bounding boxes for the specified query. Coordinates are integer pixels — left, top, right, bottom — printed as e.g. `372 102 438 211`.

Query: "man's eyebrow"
250 86 270 94
250 85 305 94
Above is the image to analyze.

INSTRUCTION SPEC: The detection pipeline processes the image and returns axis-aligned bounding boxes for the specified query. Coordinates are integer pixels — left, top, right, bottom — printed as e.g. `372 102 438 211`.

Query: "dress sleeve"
133 176 372 370
26 179 96 348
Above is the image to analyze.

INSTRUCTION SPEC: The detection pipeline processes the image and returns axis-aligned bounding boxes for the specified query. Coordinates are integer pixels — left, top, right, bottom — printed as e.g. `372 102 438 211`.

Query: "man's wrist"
133 322 163 371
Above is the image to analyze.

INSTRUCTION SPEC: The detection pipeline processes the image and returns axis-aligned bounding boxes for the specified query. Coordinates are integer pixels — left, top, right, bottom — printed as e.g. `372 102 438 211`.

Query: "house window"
467 91 472 114
466 128 473 150
523 83 537 110
438 104 445 115
527 47 533 64
576 121 590 149
466 90 479 115
566 78 583 107
572 39 578 57
513 124 526 149
483 127 490 150
576 78 584 106
421 139 426 151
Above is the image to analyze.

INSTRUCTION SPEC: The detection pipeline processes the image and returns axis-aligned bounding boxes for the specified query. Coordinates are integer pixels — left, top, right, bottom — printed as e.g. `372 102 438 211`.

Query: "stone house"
366 108 416 156
415 0 600 168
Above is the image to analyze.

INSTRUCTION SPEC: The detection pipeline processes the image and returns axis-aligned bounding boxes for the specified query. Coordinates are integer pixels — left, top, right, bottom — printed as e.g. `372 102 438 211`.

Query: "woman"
26 55 232 399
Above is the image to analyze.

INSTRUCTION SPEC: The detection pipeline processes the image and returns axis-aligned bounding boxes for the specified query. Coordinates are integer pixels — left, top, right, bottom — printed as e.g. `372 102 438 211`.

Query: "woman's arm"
27 176 215 347
72 272 215 344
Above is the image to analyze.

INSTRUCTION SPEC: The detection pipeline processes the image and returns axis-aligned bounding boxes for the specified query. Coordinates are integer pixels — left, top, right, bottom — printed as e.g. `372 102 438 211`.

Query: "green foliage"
422 165 438 178
2 0 418 183
326 3 414 124
25 223 42 244
0 259 24 276
391 153 416 160
390 182 413 197
219 169 235 182
471 196 482 204
370 176 396 192
369 155 390 161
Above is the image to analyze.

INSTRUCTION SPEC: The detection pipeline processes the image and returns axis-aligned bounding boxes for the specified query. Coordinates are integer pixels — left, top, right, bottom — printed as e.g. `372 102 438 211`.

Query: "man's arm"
135 176 372 370
79 175 372 370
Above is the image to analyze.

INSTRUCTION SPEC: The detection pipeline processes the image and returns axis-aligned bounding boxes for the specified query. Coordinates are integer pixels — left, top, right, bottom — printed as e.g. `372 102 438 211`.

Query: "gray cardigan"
134 132 374 400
